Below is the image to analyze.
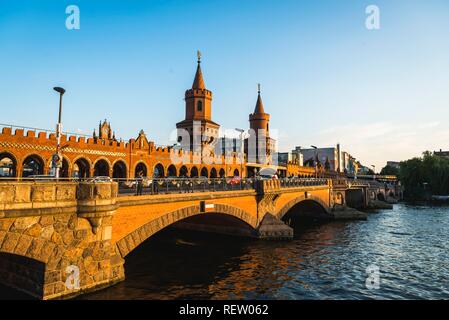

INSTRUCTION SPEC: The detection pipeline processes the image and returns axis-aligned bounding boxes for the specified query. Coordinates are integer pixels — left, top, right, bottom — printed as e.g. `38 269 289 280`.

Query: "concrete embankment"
367 199 393 210
386 196 398 204
332 205 368 220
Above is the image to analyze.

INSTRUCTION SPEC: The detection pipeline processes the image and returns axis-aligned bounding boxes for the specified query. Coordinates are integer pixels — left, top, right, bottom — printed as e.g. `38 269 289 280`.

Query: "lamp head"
53 87 66 95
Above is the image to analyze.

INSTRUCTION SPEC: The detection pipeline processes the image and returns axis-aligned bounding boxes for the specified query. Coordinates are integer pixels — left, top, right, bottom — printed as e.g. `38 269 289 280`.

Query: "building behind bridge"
0 54 318 180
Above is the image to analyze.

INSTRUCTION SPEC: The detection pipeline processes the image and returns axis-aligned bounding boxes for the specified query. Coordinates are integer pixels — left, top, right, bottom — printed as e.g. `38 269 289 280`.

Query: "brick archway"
134 161 148 177
153 163 164 178
112 159 127 179
21 153 45 177
115 204 257 258
73 156 91 179
167 165 177 177
200 167 208 177
190 166 199 177
60 156 71 178
94 158 111 177
0 151 18 177
179 165 188 177
276 195 331 220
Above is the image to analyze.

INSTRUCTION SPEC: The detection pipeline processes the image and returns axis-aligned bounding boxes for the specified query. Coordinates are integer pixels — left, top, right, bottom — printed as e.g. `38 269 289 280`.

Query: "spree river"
1 203 448 300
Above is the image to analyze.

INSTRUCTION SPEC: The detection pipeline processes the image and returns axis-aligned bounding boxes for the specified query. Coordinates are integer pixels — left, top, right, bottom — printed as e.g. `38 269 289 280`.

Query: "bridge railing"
119 177 330 195
348 181 371 187
115 177 256 196
0 176 331 197
279 177 329 188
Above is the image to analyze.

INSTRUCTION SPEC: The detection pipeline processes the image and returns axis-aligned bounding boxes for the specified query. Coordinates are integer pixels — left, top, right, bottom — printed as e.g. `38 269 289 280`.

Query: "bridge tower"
246 84 275 166
176 51 220 155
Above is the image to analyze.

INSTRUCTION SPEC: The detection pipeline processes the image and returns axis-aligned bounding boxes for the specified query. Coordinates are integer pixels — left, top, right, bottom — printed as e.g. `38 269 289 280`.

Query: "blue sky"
1 0 449 169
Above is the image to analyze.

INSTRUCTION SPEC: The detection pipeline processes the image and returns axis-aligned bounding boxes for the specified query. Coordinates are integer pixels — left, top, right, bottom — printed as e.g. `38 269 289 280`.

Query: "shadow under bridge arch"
277 196 332 228
115 204 258 258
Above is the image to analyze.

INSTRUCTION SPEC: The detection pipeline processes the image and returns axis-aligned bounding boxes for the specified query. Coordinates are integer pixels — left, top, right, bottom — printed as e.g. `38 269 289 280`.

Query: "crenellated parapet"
0 127 127 151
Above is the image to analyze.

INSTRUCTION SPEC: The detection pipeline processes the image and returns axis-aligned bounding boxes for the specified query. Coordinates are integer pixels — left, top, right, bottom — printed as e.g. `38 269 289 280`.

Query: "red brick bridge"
0 178 393 299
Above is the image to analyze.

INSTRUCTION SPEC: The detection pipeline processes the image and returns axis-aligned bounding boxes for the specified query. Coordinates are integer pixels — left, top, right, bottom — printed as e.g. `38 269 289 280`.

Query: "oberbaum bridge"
0 54 401 299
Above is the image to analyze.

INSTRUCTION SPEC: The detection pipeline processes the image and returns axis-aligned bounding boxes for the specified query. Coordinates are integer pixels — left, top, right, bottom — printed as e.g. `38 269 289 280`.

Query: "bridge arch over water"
114 204 257 258
277 195 331 220
0 252 46 297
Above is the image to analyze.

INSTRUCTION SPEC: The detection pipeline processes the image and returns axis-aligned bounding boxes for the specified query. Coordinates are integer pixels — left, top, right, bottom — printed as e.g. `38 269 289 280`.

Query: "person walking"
153 175 159 195
136 171 144 196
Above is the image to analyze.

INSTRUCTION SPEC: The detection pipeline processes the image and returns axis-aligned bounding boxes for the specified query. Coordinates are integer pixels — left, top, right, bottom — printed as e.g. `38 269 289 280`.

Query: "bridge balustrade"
115 177 330 196
279 177 329 188
115 177 256 196
0 176 331 197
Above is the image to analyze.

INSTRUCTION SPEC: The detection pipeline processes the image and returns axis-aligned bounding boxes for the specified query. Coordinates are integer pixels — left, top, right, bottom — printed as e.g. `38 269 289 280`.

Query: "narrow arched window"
197 100 203 112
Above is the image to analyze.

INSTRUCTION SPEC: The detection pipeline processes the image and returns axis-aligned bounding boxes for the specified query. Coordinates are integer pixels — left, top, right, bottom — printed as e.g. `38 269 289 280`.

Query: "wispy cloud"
278 121 449 170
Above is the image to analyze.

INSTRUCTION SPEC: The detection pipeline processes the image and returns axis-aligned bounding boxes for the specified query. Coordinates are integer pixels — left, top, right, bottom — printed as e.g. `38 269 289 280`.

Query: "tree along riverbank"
382 152 449 201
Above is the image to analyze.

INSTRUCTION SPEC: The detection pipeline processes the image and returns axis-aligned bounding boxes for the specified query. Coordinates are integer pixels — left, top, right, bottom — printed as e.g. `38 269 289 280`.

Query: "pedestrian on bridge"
136 172 144 196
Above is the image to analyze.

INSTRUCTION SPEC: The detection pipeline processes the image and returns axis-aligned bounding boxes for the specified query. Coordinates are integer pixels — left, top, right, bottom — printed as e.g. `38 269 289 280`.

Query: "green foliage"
380 165 399 176
399 151 449 198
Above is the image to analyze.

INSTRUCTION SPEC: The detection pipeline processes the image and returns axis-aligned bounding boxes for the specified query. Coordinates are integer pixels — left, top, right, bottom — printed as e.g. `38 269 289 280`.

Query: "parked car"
122 177 152 188
121 180 137 188
194 176 209 183
86 176 113 183
143 177 153 187
227 176 241 185
257 167 278 180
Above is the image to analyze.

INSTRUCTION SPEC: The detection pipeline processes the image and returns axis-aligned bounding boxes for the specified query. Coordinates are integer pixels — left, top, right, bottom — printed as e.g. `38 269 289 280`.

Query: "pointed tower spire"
254 83 265 114
248 83 272 165
178 51 218 153
192 50 206 89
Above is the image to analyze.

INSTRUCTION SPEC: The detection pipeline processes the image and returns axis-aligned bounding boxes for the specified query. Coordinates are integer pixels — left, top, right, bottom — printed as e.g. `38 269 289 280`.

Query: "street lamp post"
371 165 376 181
311 145 318 178
235 128 245 179
223 134 228 178
53 87 65 179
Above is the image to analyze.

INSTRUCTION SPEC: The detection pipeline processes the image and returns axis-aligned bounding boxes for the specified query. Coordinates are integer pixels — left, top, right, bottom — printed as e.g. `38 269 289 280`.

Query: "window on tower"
197 100 203 112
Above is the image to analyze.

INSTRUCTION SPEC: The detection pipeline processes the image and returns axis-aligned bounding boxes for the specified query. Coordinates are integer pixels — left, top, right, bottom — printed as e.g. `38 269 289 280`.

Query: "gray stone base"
368 200 394 210
45 254 125 300
332 205 367 220
257 214 293 240
386 196 398 204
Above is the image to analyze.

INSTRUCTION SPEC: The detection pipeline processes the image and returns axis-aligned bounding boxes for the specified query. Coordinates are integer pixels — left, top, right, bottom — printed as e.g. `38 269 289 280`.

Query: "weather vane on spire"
197 50 201 63
258 83 261 94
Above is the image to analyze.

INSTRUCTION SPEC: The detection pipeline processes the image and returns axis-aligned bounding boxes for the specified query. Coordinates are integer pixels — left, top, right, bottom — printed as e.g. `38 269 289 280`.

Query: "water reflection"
1 204 448 300
82 204 449 300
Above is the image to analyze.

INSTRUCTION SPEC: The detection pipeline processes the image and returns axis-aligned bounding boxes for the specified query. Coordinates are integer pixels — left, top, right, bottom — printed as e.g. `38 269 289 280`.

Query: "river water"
1 203 448 300
82 203 448 300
